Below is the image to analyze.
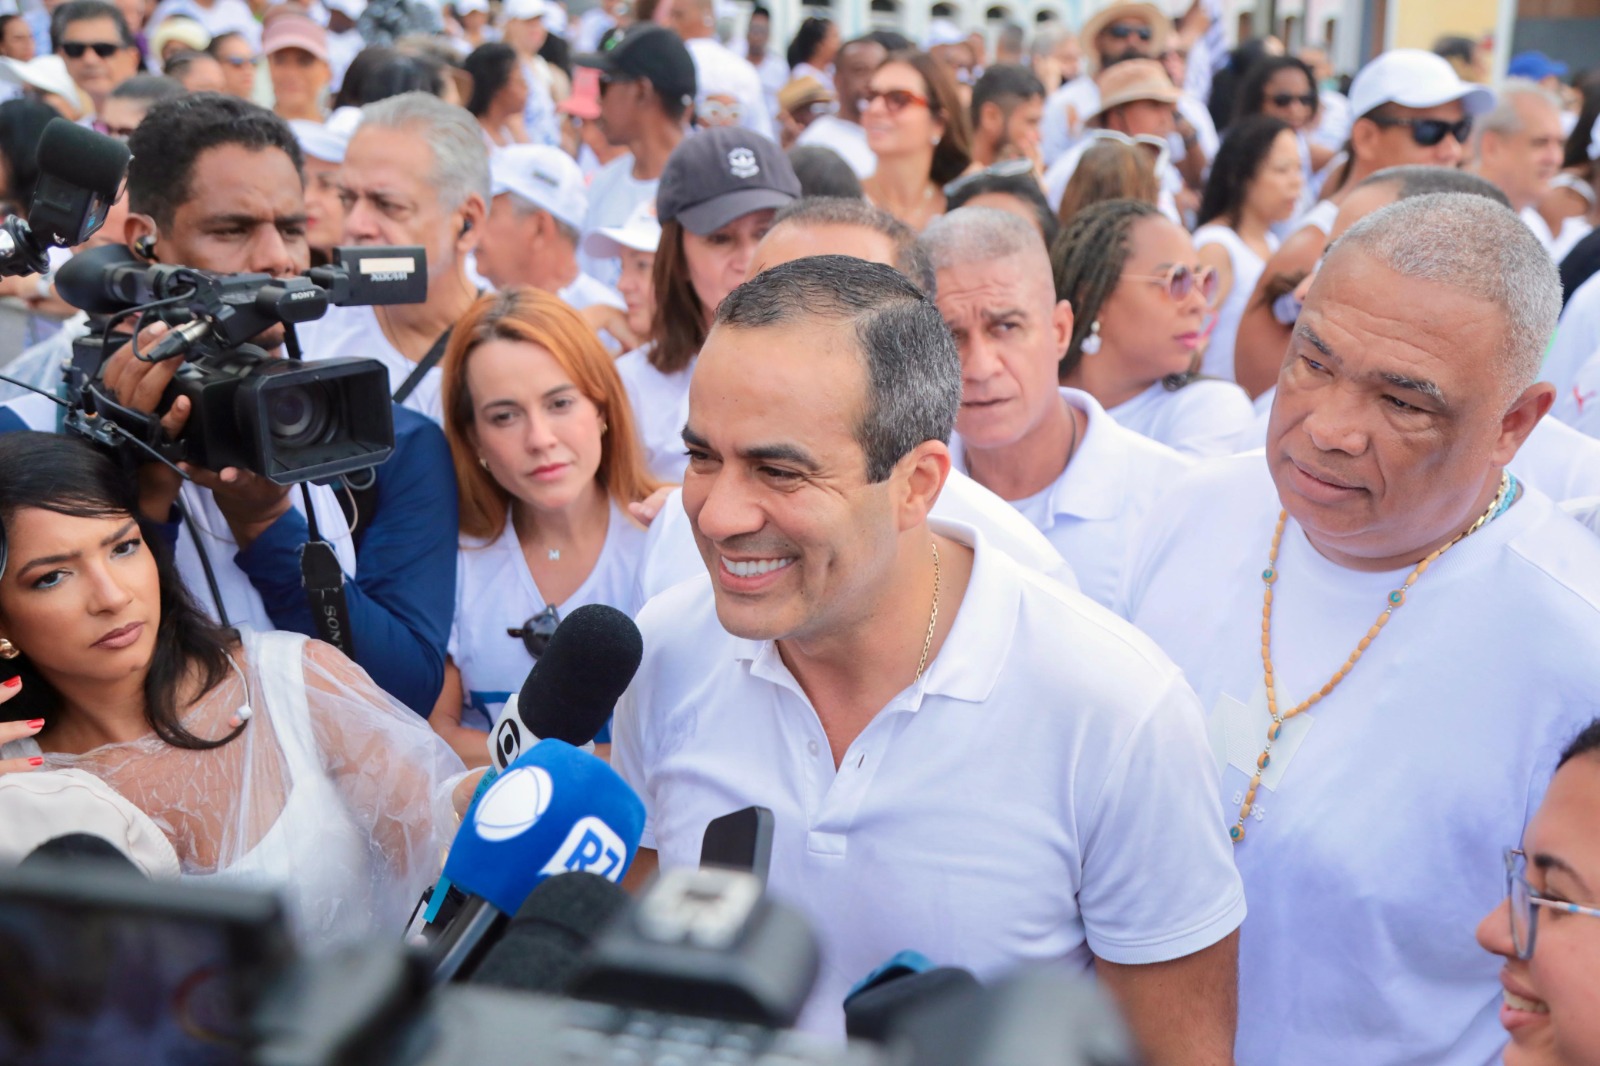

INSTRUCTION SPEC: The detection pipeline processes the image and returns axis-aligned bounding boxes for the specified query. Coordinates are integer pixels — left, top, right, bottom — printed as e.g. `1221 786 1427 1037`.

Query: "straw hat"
1079 3 1172 74
1090 57 1181 120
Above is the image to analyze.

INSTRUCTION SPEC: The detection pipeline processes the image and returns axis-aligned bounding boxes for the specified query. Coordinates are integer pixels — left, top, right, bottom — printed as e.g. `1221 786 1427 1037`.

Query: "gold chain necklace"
914 540 941 683
1231 471 1512 844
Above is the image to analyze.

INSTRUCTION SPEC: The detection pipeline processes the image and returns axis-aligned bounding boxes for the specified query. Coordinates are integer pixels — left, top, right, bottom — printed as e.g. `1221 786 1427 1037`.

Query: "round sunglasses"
1124 262 1220 306
1367 114 1473 148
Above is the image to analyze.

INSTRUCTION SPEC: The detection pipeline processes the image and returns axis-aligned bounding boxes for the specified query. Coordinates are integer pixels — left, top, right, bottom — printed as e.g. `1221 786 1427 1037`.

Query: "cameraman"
95 93 458 716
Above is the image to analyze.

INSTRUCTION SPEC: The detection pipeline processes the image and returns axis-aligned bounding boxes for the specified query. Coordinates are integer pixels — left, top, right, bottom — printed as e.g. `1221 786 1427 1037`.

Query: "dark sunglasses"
61 40 121 58
860 87 929 114
1269 92 1317 109
1368 114 1473 148
507 604 560 659
1106 23 1153 41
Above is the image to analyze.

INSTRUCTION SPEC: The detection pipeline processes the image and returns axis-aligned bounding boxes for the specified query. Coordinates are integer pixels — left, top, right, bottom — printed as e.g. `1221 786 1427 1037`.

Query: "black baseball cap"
575 24 696 110
656 127 801 235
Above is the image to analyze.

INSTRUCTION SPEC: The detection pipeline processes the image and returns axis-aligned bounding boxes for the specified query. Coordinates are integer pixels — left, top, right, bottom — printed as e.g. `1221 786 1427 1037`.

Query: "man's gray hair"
920 206 1049 273
359 92 490 211
1471 77 1563 159
714 256 961 482
1328 192 1559 397
772 196 936 295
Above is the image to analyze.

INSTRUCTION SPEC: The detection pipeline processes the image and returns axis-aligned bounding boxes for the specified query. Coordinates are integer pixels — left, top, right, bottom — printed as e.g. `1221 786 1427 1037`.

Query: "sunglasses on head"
860 87 930 114
1269 92 1317 109
1123 262 1219 306
61 40 121 58
1087 127 1172 172
507 604 560 659
698 98 744 124
1367 114 1473 148
942 156 1035 198
1106 23 1153 41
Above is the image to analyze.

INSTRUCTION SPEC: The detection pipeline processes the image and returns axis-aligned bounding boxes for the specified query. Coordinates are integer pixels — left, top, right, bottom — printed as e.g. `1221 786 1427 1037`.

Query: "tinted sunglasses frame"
61 40 123 58
1106 23 1153 41
859 87 930 115
1269 92 1317 109
1124 263 1220 306
507 604 560 659
1367 114 1473 148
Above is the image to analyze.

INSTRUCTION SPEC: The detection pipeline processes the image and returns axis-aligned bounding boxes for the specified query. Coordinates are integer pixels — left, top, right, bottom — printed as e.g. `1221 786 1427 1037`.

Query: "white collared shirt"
1120 454 1600 1066
951 388 1190 609
613 520 1246 1037
615 343 693 484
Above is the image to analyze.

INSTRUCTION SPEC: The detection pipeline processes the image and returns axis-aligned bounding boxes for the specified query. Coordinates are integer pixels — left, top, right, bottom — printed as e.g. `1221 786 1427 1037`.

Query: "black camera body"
58 245 429 486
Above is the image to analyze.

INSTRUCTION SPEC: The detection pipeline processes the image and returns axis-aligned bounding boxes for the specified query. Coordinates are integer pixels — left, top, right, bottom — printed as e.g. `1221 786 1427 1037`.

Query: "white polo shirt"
615 343 693 483
1106 377 1255 458
613 520 1247 1037
558 271 626 313
300 305 443 425
632 471 1079 604
1120 454 1600 1066
950 389 1190 609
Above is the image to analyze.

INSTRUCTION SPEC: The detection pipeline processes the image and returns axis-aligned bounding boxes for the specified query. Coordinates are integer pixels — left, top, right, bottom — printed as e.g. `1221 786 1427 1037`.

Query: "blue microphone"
429 739 646 984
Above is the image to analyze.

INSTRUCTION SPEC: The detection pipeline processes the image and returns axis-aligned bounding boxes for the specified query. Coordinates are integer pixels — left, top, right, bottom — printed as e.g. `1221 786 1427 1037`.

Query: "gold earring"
0 638 18 660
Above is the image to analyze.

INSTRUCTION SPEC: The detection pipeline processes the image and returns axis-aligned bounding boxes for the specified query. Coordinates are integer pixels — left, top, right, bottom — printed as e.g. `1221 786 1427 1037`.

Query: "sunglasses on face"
1269 92 1317 109
507 604 560 659
61 40 121 58
860 87 930 114
1106 23 1153 41
1368 114 1473 148
1124 262 1219 306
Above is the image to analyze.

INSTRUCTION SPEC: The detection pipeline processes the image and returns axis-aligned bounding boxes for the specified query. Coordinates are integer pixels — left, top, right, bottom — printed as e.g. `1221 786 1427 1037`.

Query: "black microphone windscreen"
20 833 144 876
518 603 643 747
470 872 629 994
36 119 131 201
54 243 141 314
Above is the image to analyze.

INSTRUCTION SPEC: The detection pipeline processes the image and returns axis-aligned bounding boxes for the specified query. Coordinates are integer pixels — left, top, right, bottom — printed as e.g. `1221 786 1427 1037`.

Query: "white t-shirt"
1040 76 1097 166
579 154 660 289
299 305 442 424
449 501 647 731
1120 454 1600 1066
1284 197 1338 242
794 114 876 179
614 519 1247 1037
684 37 776 141
1546 270 1600 424
949 389 1189 610
1193 224 1276 383
1106 377 1255 458
735 43 788 119
632 471 1079 605
558 271 626 312
615 343 693 483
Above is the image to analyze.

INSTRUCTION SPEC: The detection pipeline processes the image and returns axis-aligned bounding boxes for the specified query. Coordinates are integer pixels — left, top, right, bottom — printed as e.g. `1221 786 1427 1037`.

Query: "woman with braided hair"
1051 198 1255 458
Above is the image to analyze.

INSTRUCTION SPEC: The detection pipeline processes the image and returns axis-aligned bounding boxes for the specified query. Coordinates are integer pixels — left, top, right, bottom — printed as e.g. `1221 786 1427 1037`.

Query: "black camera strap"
298 483 356 660
392 327 453 405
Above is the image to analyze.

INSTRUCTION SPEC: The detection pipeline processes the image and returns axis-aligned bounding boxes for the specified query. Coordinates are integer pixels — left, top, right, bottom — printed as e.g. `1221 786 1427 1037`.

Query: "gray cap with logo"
655 127 801 236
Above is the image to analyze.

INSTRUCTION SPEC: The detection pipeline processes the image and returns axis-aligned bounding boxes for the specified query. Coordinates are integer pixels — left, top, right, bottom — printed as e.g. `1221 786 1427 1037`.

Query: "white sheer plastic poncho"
2 627 470 948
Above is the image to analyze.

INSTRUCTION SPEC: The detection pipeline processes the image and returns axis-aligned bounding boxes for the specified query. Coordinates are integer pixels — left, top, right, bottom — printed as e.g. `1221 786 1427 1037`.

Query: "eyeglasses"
860 87 929 114
1105 23 1153 41
1504 847 1600 960
218 53 259 67
507 604 560 659
942 156 1035 198
1367 114 1473 148
61 40 122 58
1269 92 1317 109
1123 262 1219 306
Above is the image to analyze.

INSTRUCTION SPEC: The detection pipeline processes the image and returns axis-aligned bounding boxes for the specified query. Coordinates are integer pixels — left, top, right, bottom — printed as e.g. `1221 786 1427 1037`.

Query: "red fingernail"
1 676 19 688
27 757 42 767
26 719 44 730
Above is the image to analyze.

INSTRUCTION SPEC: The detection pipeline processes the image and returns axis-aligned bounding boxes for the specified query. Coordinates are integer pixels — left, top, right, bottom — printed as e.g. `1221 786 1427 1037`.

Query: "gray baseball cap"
656 127 801 236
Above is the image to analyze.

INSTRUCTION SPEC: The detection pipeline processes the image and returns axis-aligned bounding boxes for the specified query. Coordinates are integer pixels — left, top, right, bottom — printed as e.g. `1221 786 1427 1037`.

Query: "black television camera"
0 118 129 278
56 244 429 486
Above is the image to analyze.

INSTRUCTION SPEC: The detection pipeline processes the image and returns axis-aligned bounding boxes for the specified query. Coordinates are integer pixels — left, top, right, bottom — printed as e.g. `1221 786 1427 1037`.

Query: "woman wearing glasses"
431 288 660 765
860 51 971 232
1477 720 1600 1066
1234 55 1334 210
1193 116 1303 383
1052 199 1254 458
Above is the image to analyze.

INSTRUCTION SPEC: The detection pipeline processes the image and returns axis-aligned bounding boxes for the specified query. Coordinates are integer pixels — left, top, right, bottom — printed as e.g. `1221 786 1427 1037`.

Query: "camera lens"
266 383 333 448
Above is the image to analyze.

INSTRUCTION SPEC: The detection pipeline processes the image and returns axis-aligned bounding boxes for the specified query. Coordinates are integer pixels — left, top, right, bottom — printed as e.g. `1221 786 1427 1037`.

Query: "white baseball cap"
1346 48 1494 121
501 0 547 21
454 0 489 14
582 197 661 259
491 144 589 232
0 769 181 881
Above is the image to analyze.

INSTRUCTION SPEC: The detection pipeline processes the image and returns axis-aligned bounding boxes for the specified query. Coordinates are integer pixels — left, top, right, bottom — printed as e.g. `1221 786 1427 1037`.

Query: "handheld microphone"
470 871 631 994
429 739 645 985
488 603 643 772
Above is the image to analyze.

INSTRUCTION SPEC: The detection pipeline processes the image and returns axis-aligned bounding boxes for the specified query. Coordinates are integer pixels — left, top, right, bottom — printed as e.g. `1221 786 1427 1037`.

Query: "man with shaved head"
1121 193 1600 1066
922 206 1190 608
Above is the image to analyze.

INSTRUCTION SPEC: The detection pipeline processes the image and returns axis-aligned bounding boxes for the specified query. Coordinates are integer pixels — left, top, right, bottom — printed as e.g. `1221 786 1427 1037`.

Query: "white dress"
1193 224 1277 384
0 628 468 948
